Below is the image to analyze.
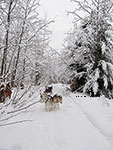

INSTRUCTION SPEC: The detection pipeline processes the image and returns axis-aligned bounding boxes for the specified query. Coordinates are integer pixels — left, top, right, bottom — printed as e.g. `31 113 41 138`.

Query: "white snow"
0 84 113 150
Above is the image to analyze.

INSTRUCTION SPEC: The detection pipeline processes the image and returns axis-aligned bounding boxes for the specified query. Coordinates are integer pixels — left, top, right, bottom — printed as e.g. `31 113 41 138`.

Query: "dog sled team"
40 86 62 111
0 82 62 111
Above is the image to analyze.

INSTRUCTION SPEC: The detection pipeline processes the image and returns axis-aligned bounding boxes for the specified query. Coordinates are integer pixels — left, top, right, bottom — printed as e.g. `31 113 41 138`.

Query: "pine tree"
65 0 113 98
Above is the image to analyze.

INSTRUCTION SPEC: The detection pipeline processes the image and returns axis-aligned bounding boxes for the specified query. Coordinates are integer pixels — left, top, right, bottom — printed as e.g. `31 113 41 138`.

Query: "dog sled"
40 86 62 111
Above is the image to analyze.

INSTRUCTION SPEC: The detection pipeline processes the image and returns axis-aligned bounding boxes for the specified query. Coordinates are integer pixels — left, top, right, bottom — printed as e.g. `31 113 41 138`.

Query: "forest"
0 1 113 149
0 0 113 99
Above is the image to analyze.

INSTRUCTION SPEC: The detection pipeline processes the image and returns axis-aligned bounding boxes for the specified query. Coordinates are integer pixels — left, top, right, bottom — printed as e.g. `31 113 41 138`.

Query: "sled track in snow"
69 95 113 147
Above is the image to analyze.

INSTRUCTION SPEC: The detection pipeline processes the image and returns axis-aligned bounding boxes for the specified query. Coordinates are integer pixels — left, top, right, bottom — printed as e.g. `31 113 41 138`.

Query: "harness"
45 96 52 103
56 98 59 103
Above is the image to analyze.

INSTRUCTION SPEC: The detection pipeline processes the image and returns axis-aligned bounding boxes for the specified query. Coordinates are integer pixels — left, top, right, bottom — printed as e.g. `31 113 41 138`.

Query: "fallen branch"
0 111 24 122
0 119 33 127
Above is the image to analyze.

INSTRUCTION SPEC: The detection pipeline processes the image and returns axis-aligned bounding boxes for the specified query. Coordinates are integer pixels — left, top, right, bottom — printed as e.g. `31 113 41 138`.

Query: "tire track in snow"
69 94 113 147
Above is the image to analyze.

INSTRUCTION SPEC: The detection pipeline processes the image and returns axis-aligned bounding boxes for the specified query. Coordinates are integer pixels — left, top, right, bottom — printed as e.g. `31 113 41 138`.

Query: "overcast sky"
39 0 74 51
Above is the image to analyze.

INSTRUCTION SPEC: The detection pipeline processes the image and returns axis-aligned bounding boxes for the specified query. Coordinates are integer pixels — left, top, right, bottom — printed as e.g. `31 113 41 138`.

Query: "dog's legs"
45 103 49 111
45 103 48 111
45 101 51 111
49 102 53 111
53 103 56 110
48 103 50 111
51 103 55 111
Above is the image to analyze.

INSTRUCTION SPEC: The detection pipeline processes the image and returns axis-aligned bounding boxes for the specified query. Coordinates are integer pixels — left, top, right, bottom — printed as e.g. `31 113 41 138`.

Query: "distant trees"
64 0 113 98
0 0 54 87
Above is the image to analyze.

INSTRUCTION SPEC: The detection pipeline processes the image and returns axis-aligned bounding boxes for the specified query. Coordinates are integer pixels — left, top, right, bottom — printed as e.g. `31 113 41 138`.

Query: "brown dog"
0 83 12 103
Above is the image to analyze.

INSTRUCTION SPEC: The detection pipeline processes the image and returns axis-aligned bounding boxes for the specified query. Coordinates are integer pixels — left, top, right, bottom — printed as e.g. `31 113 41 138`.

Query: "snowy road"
0 84 113 150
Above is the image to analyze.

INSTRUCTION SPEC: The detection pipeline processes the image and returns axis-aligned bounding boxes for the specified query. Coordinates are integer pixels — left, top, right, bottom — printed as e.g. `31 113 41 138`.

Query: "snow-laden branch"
27 19 55 42
7 100 41 114
72 0 91 15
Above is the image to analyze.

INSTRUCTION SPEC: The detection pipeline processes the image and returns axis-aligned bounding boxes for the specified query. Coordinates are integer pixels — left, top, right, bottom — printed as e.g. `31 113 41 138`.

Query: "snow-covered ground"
0 84 113 150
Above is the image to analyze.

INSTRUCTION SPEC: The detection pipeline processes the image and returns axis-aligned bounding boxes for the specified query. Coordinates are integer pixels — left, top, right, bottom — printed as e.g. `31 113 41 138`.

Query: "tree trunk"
11 20 26 86
0 0 13 81
21 48 26 86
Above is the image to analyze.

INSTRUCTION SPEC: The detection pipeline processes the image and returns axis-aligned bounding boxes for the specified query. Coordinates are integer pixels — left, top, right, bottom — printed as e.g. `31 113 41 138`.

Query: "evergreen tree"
65 0 113 98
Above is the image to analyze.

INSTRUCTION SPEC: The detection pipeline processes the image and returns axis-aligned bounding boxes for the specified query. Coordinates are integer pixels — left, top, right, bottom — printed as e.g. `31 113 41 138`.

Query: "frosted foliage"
62 0 113 98
93 81 98 95
101 60 107 73
83 79 99 96
107 62 113 76
94 68 100 81
102 42 106 55
83 80 91 93
83 69 99 95
103 76 108 89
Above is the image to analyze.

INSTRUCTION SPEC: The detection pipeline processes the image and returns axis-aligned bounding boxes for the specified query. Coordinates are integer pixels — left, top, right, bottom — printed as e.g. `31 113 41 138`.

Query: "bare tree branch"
7 100 41 114
66 10 84 20
72 0 91 15
27 20 54 42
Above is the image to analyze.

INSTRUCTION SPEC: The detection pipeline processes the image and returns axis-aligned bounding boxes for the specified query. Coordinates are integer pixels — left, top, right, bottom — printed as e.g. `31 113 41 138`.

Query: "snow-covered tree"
0 0 54 87
64 0 113 98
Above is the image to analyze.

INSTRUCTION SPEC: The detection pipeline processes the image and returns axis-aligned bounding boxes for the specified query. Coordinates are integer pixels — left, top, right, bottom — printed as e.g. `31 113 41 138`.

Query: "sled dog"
40 93 51 103
45 94 62 111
